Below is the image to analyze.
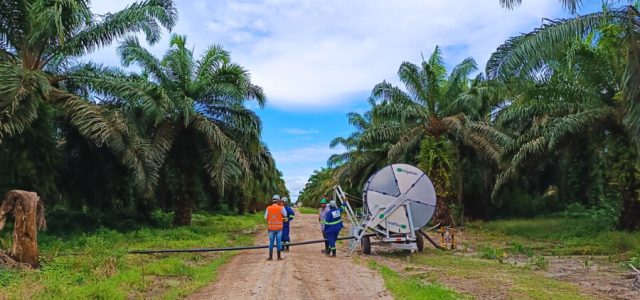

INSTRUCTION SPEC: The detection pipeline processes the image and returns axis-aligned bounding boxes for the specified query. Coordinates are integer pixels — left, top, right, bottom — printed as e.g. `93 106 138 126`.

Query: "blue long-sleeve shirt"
284 206 295 226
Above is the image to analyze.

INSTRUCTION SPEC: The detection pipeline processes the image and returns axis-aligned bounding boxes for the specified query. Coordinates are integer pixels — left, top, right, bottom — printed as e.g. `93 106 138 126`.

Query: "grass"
405 252 592 300
364 216 638 299
297 207 318 214
368 261 463 300
0 213 263 300
467 217 640 258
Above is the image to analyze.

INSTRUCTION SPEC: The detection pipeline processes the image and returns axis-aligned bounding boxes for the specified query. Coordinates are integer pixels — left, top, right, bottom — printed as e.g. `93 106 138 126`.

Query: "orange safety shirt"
266 204 285 231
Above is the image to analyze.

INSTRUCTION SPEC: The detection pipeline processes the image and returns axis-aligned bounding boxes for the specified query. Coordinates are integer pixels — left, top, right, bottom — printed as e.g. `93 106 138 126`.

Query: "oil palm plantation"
487 4 640 229
76 34 265 225
0 0 177 195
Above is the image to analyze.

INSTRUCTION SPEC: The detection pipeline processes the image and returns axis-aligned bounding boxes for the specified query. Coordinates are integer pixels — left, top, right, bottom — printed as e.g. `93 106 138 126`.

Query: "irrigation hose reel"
335 163 437 255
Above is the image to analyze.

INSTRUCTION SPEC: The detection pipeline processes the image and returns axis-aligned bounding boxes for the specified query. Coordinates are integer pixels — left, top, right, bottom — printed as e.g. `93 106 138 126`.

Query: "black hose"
128 233 376 254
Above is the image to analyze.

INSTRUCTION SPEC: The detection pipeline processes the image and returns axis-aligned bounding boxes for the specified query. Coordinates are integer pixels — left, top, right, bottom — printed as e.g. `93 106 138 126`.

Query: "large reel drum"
363 164 437 234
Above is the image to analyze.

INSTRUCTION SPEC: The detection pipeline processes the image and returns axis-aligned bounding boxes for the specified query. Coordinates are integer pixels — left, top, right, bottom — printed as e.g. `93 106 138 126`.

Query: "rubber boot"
324 247 330 256
331 249 336 257
267 249 273 261
277 250 283 260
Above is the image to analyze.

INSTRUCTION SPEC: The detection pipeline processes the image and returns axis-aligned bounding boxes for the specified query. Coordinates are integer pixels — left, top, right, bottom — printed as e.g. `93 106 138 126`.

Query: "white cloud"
283 128 319 135
86 0 563 109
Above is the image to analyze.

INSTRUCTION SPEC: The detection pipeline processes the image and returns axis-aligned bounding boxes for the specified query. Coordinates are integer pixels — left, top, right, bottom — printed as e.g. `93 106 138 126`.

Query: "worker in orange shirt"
264 195 288 260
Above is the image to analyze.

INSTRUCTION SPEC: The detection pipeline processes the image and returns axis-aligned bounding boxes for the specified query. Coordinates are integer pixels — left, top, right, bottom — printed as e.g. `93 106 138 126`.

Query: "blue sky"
88 0 602 201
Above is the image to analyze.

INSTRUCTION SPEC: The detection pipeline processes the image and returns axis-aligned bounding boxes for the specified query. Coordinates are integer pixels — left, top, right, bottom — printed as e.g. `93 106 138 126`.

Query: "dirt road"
186 209 392 300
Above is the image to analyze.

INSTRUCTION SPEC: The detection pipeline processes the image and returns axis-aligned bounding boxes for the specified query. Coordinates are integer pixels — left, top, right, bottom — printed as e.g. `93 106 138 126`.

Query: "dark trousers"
282 224 290 242
325 231 339 250
322 231 329 250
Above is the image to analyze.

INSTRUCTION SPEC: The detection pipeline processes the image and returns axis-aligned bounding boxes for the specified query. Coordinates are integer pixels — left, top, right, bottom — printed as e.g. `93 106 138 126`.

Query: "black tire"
416 231 424 252
361 235 372 255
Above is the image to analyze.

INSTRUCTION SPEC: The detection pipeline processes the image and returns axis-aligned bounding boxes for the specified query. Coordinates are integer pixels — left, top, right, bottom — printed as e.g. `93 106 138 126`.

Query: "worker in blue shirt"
323 199 345 257
281 197 295 251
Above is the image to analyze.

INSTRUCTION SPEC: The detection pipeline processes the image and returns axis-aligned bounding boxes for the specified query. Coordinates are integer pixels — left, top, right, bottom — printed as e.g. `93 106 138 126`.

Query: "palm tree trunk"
172 169 193 226
618 186 640 230
617 157 640 230
456 147 465 221
613 134 640 230
433 197 454 226
172 195 193 226
0 190 46 268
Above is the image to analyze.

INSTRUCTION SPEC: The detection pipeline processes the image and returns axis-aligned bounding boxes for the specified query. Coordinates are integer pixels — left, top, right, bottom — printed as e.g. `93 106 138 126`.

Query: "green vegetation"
406 252 592 300
297 207 318 214
0 213 262 299
468 217 640 257
368 261 463 300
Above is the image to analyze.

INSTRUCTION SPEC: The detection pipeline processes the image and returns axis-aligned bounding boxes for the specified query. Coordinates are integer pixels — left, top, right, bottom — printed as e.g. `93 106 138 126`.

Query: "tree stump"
0 190 46 268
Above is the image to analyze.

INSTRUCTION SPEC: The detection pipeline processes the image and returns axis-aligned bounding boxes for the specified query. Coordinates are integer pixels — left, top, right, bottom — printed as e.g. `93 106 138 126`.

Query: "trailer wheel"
416 231 424 252
361 235 372 255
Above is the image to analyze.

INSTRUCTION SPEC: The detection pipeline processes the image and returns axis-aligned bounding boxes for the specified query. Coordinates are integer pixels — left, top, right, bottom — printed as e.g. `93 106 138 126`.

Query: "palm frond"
118 36 168 84
622 9 640 147
388 126 426 160
486 11 613 80
0 63 49 143
397 61 429 104
66 62 169 124
59 0 177 57
196 44 230 83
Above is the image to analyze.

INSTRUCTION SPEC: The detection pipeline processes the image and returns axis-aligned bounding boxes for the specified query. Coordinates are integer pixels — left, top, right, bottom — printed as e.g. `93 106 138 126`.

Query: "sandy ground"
185 210 392 300
538 256 640 300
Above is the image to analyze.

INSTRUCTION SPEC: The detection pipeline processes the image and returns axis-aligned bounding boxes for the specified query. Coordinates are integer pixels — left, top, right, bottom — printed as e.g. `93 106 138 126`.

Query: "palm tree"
328 99 394 190
0 0 177 194
77 34 265 225
361 46 503 224
487 6 640 229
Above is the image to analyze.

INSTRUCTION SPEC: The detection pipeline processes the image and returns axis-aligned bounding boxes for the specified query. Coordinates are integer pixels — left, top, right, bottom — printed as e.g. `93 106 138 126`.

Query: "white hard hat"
272 194 281 202
282 197 289 202
329 200 337 207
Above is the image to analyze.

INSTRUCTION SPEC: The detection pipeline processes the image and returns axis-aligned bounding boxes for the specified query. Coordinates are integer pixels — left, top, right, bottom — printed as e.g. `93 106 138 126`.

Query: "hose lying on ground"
129 234 376 254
